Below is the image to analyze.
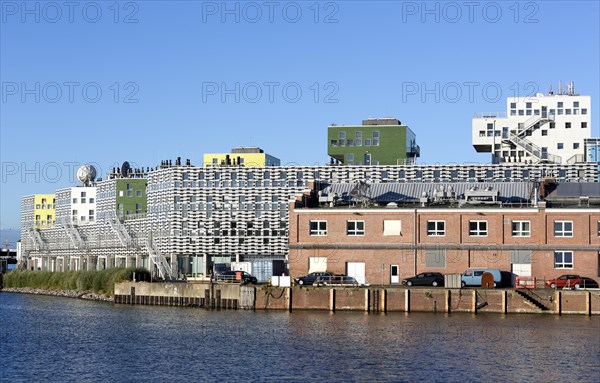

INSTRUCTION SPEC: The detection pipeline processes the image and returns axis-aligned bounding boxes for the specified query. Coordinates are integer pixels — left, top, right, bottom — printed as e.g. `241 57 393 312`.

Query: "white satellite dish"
77 164 97 186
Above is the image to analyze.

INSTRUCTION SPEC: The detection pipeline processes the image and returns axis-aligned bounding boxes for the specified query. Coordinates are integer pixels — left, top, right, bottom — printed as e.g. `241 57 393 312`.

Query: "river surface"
1 292 599 383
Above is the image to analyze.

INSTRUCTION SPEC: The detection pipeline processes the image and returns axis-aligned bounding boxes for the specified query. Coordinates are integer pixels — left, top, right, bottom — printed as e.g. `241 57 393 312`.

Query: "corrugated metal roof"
320 182 534 203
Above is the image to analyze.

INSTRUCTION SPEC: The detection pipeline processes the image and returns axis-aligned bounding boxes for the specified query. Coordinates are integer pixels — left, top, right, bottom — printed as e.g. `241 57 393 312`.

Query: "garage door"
309 257 328 273
347 262 366 285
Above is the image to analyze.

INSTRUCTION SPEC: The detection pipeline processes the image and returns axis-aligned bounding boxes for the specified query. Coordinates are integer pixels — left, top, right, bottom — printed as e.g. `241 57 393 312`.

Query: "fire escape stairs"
145 236 174 280
502 114 561 164
108 213 134 247
26 227 45 251
63 223 85 249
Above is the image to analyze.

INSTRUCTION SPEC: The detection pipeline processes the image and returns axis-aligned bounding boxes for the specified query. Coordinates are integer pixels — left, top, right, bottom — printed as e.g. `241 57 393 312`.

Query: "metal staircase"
503 114 561 163
26 227 45 250
145 237 173 280
63 223 85 249
108 212 133 247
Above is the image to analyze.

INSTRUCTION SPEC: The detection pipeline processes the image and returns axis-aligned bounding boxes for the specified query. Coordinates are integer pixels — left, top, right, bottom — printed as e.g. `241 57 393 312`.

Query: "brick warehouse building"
288 184 600 286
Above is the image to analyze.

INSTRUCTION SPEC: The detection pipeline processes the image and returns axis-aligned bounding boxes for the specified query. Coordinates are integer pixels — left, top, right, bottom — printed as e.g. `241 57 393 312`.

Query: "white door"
390 265 399 284
347 262 366 285
512 263 531 276
309 257 328 273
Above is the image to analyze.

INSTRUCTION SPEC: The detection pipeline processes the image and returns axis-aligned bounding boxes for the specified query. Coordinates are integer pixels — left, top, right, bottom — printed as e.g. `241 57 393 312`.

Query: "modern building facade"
21 194 56 230
203 147 280 167
328 118 419 165
472 83 594 164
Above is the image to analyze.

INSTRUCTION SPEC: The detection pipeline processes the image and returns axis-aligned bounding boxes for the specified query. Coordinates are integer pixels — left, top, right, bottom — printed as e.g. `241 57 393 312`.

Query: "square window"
347 139 354 146
330 140 338 147
573 101 579 107
372 139 379 146
355 131 362 138
558 102 563 108
541 130 548 136
557 143 564 150
510 102 516 109
347 153 354 162
526 102 532 108
581 108 587 114
372 131 380 138
518 110 524 116
427 221 445 236
512 221 530 237
573 143 579 149
554 221 573 237
364 139 371 146
469 221 488 236
347 220 365 236
565 122 571 129
355 139 362 146
581 122 588 129
339 131 346 139
554 251 573 269
338 139 345 146
309 220 327 236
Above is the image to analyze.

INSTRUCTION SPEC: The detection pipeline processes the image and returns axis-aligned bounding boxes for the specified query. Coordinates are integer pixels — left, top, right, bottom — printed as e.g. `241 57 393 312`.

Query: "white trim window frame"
347 220 365 236
469 220 488 237
511 220 530 237
427 220 445 236
554 221 573 237
309 220 327 236
554 251 573 269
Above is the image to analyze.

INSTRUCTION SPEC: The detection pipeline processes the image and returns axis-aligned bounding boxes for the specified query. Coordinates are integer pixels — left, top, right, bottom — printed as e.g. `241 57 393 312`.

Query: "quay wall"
113 282 600 315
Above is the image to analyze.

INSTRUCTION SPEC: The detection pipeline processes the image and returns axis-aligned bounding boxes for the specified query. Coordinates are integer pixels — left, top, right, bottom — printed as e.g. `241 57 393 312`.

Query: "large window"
511 221 530 237
427 220 445 236
309 221 327 236
347 220 365 236
469 221 488 236
383 220 401 236
554 251 573 269
554 221 573 237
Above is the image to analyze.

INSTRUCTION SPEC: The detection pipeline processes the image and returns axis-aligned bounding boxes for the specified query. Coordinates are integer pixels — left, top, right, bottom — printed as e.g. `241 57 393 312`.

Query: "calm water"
1 292 599 383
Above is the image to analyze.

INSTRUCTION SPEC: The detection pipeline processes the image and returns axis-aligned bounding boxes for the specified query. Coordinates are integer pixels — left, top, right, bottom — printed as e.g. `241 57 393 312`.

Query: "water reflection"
1 293 598 383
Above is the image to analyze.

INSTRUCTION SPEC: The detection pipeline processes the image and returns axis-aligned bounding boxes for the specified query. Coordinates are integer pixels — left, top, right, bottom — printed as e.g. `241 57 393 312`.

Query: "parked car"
461 269 502 288
315 274 360 287
402 272 444 287
217 270 257 285
578 277 599 289
295 271 334 286
545 274 583 289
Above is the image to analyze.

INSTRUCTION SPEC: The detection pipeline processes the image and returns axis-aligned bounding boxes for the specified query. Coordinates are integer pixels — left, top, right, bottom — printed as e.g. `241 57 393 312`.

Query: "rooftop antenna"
559 80 563 95
548 82 553 95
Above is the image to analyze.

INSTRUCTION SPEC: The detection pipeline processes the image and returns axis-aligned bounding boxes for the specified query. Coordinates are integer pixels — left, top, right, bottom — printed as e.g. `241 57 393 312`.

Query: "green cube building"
328 118 420 165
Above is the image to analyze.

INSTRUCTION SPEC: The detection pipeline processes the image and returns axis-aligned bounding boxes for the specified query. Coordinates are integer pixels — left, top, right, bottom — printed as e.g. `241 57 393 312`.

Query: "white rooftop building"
472 82 594 164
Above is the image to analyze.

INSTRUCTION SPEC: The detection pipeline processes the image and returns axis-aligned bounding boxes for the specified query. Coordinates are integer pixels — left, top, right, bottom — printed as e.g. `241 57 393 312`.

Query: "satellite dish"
121 161 131 178
77 164 97 186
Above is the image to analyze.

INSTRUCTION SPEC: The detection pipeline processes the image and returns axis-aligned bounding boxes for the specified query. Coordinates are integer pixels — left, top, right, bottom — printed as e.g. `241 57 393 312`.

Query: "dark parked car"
577 277 599 289
545 274 583 289
295 271 334 286
402 272 444 287
217 270 257 285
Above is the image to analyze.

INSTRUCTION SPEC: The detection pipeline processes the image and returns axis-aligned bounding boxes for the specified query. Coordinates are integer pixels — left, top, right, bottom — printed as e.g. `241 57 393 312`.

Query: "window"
469 221 488 236
372 131 379 138
347 153 354 162
355 139 362 146
425 250 446 268
347 220 365 236
347 139 354 146
573 143 579 149
355 131 362 138
510 102 516 109
525 102 532 108
581 122 588 129
338 139 345 146
541 130 548 136
582 108 587 114
573 101 579 107
597 221 600 236
557 102 563 108
383 220 401 236
72 198 78 203
372 139 379 146
512 221 530 237
554 221 573 237
565 122 571 129
364 139 371 146
557 143 564 150
309 221 327 236
136 191 142 197
554 251 573 269
339 131 346 139
427 221 445 236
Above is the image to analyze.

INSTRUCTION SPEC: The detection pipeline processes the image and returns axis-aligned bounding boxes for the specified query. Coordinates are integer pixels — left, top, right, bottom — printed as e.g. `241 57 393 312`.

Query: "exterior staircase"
63 223 85 249
108 212 133 247
145 237 173 280
515 289 550 311
26 227 45 250
503 114 561 164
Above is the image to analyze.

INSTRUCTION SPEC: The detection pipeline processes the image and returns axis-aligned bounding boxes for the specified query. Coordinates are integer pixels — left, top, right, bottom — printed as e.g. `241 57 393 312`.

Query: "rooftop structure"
328 118 419 166
203 147 280 167
472 82 596 165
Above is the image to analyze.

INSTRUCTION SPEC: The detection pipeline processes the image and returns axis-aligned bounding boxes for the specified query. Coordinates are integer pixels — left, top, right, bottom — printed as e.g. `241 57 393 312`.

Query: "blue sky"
1 0 599 229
